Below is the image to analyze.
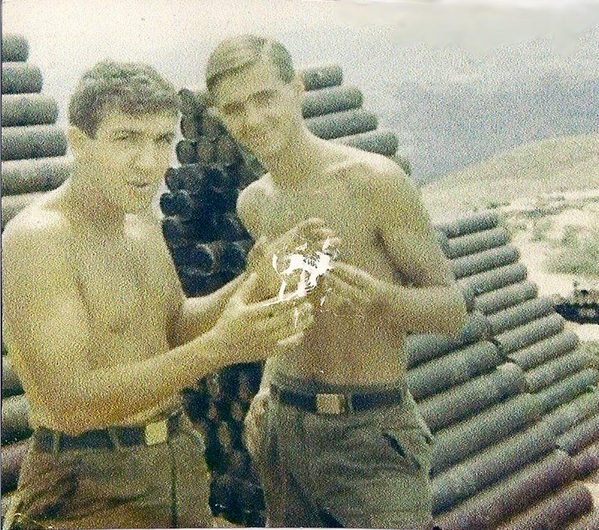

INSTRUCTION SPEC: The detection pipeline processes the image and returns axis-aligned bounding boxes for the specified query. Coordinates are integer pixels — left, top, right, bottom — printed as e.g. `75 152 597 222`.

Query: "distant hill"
380 75 599 181
421 132 599 220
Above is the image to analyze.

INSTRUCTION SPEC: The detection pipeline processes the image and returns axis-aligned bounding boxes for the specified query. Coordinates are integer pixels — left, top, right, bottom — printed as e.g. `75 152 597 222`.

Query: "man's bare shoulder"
2 202 75 298
125 212 178 268
238 173 275 203
3 200 69 255
237 174 275 235
334 147 415 197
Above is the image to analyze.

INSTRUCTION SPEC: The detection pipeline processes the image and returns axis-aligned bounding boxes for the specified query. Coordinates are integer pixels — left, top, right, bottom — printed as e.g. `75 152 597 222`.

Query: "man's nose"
244 103 263 128
136 141 159 168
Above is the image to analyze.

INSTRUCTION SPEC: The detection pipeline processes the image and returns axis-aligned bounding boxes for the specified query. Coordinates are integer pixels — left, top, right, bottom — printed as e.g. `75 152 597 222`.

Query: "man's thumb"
237 273 258 302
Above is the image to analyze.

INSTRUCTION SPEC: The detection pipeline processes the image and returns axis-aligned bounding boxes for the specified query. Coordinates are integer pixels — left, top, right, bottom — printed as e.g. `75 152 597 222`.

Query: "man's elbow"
441 289 468 335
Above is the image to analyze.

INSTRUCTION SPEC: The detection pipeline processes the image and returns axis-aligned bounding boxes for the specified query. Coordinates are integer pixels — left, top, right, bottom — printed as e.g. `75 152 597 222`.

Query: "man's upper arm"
140 217 186 347
366 163 454 288
237 182 265 239
2 224 93 421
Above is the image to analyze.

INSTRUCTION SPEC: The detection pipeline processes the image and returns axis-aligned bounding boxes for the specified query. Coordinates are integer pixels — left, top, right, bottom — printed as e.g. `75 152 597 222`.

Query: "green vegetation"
546 226 599 278
421 133 599 219
531 218 552 242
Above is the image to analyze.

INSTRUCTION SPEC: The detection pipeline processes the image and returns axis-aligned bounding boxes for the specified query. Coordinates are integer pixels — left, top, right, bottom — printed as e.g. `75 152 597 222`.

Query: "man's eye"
114 134 136 143
255 93 275 106
222 105 242 116
157 135 174 145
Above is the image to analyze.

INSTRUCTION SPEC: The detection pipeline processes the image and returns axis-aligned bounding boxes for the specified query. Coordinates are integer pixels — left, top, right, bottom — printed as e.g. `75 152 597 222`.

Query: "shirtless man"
1 60 322 529
206 35 468 528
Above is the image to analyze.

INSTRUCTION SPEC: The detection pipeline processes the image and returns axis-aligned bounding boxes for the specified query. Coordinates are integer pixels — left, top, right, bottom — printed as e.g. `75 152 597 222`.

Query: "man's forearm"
173 272 248 345
377 281 467 335
257 358 276 395
47 329 226 434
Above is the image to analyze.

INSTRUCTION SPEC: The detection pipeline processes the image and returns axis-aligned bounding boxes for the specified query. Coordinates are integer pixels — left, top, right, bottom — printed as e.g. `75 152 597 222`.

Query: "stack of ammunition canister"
1 34 68 521
1 34 73 230
426 212 599 529
1 353 31 518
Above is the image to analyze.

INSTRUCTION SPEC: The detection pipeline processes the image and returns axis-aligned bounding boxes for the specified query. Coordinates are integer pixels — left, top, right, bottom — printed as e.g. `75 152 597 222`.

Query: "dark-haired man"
206 35 467 529
1 59 322 529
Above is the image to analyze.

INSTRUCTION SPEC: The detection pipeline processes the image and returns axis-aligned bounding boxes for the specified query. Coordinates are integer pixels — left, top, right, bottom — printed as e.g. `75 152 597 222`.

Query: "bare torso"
6 189 181 429
243 148 409 385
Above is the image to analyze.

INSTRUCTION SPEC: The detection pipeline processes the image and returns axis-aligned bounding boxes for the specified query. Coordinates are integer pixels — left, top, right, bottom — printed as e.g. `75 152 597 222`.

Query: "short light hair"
68 60 179 138
205 34 295 95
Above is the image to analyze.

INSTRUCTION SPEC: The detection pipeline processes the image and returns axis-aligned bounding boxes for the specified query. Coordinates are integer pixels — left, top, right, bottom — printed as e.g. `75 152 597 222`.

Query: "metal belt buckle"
316 393 349 414
144 419 169 446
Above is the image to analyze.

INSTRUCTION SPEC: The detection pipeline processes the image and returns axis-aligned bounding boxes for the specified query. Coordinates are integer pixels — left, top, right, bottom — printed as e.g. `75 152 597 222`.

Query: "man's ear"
291 74 305 97
67 126 92 157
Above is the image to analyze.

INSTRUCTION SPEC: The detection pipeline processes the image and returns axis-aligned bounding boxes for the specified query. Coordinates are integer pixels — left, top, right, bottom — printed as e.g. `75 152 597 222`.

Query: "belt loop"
52 432 61 456
347 392 354 413
106 427 122 451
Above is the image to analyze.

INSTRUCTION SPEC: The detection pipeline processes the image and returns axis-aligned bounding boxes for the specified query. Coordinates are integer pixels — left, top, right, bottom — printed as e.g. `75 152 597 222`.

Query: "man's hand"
246 218 340 299
212 273 314 363
243 389 270 463
324 261 384 312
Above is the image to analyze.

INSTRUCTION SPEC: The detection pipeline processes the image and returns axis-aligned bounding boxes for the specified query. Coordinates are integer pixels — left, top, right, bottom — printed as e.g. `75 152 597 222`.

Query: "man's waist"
269 376 408 415
33 409 183 452
272 339 408 385
27 394 182 432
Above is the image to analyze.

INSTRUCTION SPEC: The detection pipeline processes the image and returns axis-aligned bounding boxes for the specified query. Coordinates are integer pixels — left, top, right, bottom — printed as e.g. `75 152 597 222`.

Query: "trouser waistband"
270 379 408 415
32 410 182 452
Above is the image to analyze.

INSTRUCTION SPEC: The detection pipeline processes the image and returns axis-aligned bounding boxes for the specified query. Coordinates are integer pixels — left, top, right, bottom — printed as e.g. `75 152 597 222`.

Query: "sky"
3 0 599 177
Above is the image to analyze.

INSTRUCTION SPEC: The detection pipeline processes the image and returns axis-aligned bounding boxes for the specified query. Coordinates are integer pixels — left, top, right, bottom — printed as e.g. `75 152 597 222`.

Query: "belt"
33 411 182 452
270 382 406 415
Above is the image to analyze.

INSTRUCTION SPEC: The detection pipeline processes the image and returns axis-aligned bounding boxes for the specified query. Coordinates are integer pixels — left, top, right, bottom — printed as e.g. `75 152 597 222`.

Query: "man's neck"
262 129 328 190
63 170 126 239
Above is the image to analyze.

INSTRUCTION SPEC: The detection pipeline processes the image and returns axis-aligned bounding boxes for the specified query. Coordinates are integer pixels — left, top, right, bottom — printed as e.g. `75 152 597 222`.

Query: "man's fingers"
329 262 373 291
251 297 313 326
328 261 358 280
235 273 258 303
277 331 306 351
295 217 326 232
264 301 314 329
326 272 370 305
324 236 342 253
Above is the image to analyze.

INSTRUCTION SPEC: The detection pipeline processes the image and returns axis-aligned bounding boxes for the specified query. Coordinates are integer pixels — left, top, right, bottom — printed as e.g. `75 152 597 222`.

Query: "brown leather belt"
270 382 407 415
33 411 182 452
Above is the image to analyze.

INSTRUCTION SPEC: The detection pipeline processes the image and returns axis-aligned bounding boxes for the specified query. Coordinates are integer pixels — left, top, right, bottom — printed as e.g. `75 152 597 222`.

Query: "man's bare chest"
263 184 369 241
68 237 163 335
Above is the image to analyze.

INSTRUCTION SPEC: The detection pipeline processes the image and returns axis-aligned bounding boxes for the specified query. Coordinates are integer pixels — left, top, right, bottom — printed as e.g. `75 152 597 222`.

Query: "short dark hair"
68 60 179 138
206 34 295 94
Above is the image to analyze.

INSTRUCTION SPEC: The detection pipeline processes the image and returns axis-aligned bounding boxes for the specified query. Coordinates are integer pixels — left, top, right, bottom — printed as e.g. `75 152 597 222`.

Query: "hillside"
421 133 599 342
421 132 599 218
